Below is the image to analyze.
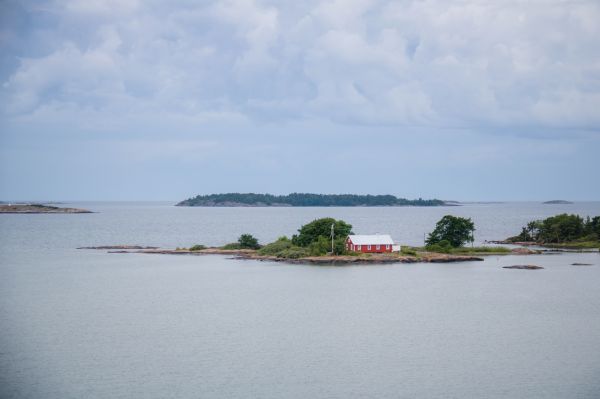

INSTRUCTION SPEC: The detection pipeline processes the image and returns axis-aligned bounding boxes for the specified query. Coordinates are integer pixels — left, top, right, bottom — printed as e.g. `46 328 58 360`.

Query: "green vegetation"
177 193 446 207
220 233 262 250
405 245 510 255
30 204 60 209
426 215 475 248
256 218 353 258
450 246 511 254
257 236 310 258
189 244 206 251
292 217 352 255
508 214 600 246
400 247 418 256
292 218 352 246
540 241 600 249
238 234 260 249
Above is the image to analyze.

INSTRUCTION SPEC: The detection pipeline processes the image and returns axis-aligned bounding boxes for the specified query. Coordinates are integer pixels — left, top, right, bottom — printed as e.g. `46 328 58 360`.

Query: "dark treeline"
177 193 446 207
508 213 600 243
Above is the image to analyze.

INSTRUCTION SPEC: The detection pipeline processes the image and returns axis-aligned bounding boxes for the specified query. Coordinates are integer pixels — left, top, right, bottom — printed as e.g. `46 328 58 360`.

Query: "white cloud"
1 0 599 133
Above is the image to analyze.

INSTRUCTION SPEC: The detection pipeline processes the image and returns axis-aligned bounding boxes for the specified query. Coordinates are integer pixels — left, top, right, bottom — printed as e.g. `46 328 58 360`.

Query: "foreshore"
81 246 489 264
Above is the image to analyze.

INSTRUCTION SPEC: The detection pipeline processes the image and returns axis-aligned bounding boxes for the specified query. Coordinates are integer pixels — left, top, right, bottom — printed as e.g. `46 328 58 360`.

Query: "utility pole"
331 223 335 254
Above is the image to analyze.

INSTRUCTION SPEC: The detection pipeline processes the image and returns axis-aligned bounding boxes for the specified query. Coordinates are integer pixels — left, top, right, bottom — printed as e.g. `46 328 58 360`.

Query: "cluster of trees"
259 217 353 258
177 193 445 207
509 214 600 243
425 215 475 251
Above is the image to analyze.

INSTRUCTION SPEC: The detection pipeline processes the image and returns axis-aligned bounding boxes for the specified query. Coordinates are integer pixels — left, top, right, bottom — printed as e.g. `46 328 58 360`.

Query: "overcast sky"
1 0 599 201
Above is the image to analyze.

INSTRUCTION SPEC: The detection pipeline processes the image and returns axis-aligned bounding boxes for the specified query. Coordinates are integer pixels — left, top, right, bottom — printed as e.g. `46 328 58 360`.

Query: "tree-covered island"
176 193 448 207
504 213 600 249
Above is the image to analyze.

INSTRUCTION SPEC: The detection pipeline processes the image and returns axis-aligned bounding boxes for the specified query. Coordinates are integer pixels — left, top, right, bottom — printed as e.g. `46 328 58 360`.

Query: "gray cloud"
2 0 599 130
1 0 599 200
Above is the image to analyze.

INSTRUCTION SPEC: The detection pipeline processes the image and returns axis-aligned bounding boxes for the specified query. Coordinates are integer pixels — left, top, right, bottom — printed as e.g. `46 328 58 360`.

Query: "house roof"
347 234 394 245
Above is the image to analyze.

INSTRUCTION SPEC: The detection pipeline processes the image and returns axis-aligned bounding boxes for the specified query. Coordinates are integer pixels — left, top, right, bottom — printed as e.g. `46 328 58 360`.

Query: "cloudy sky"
1 0 599 201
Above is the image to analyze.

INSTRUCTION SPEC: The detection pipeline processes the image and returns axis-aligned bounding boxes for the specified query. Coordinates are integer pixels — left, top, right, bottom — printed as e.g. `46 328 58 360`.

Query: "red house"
345 234 399 253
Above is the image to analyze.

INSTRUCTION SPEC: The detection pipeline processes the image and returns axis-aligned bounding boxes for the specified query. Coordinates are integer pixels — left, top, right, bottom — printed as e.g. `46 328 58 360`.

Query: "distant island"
0 204 92 214
543 200 573 204
176 193 448 207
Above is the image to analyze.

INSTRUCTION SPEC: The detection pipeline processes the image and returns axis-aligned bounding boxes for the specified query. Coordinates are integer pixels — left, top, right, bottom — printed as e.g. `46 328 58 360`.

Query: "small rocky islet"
503 265 544 270
0 204 92 213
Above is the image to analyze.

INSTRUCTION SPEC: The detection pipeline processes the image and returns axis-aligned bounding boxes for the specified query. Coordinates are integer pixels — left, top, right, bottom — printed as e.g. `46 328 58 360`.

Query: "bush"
400 248 417 256
276 247 310 259
189 244 206 251
238 233 261 249
425 240 453 253
221 242 242 250
258 237 293 255
306 236 348 256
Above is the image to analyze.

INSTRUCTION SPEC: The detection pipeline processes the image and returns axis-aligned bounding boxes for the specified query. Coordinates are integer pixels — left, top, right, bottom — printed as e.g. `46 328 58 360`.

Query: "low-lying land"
81 246 485 264
177 193 448 207
0 204 92 213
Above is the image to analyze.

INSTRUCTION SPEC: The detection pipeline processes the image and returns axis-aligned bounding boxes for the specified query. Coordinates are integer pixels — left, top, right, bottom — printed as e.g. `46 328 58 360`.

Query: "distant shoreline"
177 193 451 207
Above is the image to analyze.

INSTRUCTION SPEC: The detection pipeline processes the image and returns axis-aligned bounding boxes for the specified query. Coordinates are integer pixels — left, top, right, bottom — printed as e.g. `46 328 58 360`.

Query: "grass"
450 246 511 254
404 245 511 255
540 241 600 249
189 244 206 251
220 243 243 250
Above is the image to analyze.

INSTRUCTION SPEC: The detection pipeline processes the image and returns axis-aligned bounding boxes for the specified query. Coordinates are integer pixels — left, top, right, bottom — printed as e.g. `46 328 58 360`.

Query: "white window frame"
386 244 390 250
356 245 361 251
367 245 371 250
376 244 381 250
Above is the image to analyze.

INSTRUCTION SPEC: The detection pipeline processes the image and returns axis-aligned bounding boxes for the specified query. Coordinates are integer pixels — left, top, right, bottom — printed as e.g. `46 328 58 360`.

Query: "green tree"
537 214 585 243
426 215 475 248
291 217 353 248
237 234 260 249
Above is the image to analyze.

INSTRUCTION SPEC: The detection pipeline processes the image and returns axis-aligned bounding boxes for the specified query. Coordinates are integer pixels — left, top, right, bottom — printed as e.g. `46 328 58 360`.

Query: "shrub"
425 240 453 253
276 247 310 259
400 248 417 256
221 242 242 250
189 244 206 251
306 236 347 256
258 237 293 255
238 234 261 249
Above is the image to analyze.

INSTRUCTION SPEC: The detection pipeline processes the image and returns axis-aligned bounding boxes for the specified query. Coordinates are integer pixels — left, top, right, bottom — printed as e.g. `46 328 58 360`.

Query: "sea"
1 202 599 399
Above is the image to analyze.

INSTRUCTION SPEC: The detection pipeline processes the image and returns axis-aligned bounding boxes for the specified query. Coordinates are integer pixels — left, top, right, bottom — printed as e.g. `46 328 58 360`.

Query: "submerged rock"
503 265 544 270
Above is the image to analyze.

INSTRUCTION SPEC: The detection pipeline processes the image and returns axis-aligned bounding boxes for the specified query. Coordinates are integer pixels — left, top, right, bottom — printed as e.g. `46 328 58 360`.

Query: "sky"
1 0 599 201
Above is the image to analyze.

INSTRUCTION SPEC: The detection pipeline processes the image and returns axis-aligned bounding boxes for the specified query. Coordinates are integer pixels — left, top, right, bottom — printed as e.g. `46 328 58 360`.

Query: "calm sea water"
1 202 599 398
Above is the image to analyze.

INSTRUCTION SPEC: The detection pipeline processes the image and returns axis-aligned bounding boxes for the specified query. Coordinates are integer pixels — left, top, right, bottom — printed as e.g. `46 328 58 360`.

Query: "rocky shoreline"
0 204 92 214
79 246 486 264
